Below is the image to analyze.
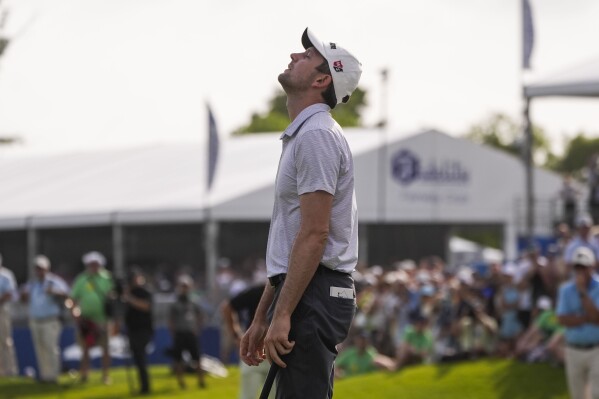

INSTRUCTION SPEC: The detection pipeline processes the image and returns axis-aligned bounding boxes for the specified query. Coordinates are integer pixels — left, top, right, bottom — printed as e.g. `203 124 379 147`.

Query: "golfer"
240 27 362 398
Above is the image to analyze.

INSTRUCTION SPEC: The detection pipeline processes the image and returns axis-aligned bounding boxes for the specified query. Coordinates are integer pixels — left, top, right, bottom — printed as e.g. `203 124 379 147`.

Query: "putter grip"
259 363 279 399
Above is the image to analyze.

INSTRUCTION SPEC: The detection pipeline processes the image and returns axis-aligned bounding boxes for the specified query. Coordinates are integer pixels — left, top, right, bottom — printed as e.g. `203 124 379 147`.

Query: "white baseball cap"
576 214 593 228
82 251 106 267
536 296 552 310
572 246 595 267
177 274 194 287
301 28 362 105
34 255 51 271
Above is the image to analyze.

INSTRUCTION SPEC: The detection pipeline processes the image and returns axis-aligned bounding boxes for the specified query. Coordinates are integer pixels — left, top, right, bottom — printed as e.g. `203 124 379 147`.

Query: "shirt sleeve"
229 286 256 312
556 284 569 316
51 276 69 295
294 129 341 196
0 277 8 295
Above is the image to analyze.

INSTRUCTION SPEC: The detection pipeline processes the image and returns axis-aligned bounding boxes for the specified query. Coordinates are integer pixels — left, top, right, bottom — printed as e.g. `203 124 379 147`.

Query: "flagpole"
377 68 389 223
521 0 535 250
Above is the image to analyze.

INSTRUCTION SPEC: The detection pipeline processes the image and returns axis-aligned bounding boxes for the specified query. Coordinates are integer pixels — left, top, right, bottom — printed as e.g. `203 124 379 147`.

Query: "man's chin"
277 73 289 87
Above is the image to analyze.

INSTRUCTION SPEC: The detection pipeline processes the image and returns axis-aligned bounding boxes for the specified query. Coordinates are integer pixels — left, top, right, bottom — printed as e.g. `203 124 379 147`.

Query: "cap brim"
301 28 327 60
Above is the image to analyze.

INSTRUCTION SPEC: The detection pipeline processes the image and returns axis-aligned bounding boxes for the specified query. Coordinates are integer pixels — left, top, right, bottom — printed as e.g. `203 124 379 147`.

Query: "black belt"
268 264 350 287
568 342 599 350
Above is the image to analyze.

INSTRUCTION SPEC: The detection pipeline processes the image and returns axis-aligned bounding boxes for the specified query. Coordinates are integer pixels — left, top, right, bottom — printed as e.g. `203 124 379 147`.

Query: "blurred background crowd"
0 211 598 394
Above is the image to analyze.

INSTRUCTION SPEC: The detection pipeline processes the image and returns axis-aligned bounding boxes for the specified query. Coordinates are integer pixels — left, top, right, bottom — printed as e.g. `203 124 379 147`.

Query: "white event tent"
0 129 566 274
524 56 599 98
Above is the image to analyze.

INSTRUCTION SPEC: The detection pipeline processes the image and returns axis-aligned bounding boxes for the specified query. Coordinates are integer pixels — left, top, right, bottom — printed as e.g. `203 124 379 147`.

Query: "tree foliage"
551 134 599 177
464 113 553 166
0 136 21 145
234 87 367 135
464 113 599 179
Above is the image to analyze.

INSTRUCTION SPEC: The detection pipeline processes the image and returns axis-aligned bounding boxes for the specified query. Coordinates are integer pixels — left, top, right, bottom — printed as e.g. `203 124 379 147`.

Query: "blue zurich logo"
391 150 420 185
391 149 470 186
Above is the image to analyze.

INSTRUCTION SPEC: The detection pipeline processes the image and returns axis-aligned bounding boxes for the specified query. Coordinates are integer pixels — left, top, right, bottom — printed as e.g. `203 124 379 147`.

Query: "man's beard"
278 71 314 96
278 72 293 93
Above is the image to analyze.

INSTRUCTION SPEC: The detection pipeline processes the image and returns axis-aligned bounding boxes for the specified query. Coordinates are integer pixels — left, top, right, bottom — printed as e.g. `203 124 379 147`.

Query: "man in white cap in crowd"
557 246 599 399
0 252 18 377
20 255 69 384
240 27 362 398
70 251 114 384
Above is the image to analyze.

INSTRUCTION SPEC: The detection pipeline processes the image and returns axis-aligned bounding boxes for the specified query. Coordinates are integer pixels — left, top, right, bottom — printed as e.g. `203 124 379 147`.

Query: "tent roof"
524 56 599 98
0 130 379 229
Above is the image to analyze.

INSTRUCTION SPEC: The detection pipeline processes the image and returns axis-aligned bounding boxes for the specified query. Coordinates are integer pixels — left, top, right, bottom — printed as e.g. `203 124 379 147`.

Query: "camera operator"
122 268 154 395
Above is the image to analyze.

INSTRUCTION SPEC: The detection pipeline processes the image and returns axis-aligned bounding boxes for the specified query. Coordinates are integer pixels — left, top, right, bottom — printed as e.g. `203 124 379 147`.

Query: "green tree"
463 113 553 166
234 87 367 134
550 133 599 177
0 136 22 146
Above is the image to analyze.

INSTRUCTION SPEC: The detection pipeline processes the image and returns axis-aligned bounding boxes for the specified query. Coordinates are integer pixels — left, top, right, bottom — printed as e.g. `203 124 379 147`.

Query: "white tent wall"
381 130 562 226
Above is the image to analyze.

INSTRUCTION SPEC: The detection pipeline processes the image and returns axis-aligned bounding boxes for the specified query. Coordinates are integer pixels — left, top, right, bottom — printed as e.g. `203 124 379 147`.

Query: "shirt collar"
279 103 330 140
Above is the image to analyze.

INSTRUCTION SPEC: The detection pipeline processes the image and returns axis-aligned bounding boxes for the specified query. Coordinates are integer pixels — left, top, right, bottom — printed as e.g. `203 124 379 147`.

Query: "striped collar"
280 103 330 139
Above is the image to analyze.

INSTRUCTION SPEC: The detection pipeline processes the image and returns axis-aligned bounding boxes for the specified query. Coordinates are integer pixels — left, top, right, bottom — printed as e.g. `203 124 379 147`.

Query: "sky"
0 0 597 156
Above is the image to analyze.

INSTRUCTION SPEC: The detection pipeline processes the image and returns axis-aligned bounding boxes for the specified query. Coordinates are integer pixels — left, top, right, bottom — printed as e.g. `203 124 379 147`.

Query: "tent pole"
523 96 535 248
26 217 37 281
204 207 218 298
111 213 125 279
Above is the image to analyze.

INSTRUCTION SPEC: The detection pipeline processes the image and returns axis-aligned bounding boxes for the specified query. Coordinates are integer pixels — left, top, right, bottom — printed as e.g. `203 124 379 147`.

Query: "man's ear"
313 74 332 89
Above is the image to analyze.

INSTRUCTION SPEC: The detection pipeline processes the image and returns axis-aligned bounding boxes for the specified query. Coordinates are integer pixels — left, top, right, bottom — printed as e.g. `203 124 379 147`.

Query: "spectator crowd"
0 214 598 397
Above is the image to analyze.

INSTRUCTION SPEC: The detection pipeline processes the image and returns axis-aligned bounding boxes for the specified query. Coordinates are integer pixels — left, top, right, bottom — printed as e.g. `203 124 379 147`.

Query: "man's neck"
286 95 323 122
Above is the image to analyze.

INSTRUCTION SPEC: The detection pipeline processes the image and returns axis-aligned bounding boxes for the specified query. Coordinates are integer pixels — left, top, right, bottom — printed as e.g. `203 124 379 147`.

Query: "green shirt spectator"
403 325 433 353
336 346 378 377
71 268 114 323
535 309 564 337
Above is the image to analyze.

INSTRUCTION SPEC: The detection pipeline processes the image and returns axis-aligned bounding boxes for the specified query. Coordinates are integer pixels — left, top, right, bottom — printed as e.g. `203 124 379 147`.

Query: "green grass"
0 360 569 399
335 359 569 399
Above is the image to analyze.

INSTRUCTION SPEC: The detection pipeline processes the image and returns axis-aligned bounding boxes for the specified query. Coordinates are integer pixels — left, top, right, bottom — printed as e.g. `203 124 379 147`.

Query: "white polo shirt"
265 103 358 277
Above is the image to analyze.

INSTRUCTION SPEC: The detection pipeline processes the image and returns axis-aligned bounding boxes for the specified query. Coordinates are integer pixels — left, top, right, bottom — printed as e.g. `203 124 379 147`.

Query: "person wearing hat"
168 274 206 389
556 246 599 399
563 214 599 271
20 255 69 383
240 27 361 397
70 251 114 384
0 252 18 377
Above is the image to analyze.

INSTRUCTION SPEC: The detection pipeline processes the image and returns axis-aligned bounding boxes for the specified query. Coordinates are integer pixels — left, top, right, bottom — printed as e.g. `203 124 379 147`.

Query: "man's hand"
240 321 269 366
264 314 295 368
575 273 588 295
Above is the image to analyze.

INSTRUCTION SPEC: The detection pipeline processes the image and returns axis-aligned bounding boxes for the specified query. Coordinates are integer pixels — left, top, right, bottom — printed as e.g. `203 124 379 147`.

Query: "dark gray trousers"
268 266 356 399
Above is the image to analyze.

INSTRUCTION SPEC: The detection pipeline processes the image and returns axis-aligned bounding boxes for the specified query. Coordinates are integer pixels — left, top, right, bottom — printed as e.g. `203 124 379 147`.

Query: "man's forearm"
253 284 276 325
558 314 588 327
580 294 599 323
273 229 327 319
